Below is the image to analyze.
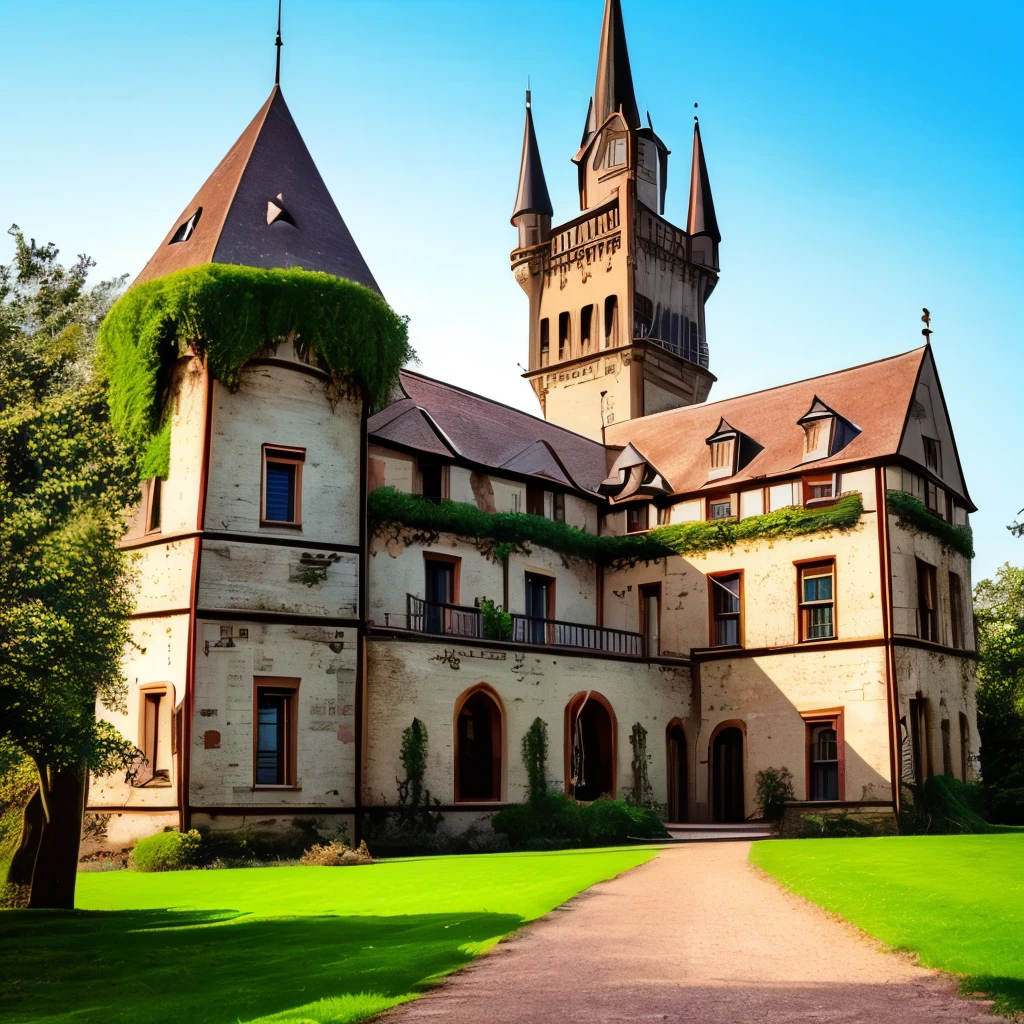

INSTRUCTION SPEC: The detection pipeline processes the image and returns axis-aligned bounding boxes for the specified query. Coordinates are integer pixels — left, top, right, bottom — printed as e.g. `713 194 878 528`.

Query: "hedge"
97 264 413 478
128 828 202 872
368 487 864 566
886 489 974 559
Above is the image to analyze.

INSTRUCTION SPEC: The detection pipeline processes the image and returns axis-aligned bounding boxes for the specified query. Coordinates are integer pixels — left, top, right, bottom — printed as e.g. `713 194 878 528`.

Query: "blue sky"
4 1 1021 579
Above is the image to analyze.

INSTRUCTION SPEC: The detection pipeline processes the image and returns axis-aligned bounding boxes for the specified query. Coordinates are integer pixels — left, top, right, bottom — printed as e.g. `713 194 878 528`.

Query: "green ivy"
96 264 413 478
368 488 865 565
886 489 974 559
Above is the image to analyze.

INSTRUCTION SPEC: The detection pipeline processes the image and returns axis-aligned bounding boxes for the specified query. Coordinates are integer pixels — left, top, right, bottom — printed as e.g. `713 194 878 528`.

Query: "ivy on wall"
367 487 865 566
96 264 413 478
886 489 974 559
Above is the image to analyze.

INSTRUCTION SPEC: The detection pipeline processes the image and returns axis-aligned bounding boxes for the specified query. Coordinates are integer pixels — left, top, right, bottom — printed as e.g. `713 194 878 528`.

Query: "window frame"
418 459 448 503
802 474 836 507
916 558 938 642
639 582 661 658
923 436 942 475
796 558 837 642
453 684 505 803
626 504 649 534
134 684 171 788
261 444 305 528
948 571 964 649
253 676 300 789
145 476 163 535
801 708 845 801
708 570 743 648
553 492 566 523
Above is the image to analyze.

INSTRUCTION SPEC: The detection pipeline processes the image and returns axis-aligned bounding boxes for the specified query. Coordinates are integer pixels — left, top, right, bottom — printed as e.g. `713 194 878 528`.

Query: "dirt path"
386 841 992 1023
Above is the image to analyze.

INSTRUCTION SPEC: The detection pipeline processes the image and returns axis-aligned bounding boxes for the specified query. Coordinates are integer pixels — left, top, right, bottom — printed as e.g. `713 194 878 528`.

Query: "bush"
492 793 667 849
480 598 512 642
300 840 373 867
129 829 202 872
754 766 794 820
198 823 327 865
801 813 875 838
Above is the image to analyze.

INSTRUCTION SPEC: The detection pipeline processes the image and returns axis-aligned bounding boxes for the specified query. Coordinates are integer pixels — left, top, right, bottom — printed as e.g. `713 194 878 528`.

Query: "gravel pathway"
385 841 993 1023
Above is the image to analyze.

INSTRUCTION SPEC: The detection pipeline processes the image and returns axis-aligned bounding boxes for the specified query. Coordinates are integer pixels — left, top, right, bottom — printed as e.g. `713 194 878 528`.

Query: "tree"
0 226 134 908
974 563 1024 825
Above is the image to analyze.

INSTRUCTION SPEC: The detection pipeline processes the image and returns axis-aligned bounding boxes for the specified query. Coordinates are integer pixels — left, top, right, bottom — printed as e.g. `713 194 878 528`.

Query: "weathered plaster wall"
364 637 693 809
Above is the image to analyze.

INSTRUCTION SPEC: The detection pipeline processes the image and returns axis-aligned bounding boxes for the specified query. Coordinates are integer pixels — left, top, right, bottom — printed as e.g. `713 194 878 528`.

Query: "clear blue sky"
4 1 1021 579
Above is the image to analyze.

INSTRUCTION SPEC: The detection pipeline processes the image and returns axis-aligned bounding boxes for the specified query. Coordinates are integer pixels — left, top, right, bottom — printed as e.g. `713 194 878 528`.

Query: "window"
908 695 931 783
135 688 170 787
709 499 732 520
634 293 654 337
262 446 304 525
799 561 836 640
916 559 938 642
803 421 822 454
803 713 842 800
925 480 946 517
580 305 594 351
524 572 552 644
640 583 660 657
949 572 964 649
803 476 834 504
420 461 445 502
709 440 734 472
424 556 456 633
656 505 670 526
526 483 546 517
254 678 298 786
605 135 627 168
169 207 202 244
626 504 649 533
553 492 565 523
539 317 550 364
558 311 571 360
959 712 970 781
923 436 941 475
604 295 618 348
146 477 163 533
710 572 741 647
455 687 502 801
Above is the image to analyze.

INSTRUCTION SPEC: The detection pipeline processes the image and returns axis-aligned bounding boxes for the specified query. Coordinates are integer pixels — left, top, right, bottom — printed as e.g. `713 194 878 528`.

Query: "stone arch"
453 683 505 802
666 718 688 823
565 691 617 801
708 719 746 823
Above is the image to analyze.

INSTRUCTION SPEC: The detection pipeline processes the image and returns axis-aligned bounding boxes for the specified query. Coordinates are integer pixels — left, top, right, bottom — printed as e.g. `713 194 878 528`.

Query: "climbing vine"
886 489 974 559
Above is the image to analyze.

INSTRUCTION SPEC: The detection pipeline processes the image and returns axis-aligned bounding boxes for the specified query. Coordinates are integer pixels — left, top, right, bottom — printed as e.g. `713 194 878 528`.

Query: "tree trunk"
4 788 44 904
28 766 87 910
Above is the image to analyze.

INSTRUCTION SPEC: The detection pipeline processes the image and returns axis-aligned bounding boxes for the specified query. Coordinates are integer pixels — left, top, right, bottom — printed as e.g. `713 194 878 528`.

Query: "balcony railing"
386 594 644 657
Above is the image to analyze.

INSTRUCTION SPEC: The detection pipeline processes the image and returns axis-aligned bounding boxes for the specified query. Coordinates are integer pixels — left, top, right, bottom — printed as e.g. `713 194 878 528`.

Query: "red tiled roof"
606 348 928 496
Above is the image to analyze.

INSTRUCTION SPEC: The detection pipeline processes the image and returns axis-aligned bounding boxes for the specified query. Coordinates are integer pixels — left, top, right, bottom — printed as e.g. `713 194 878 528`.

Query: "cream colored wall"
204 363 362 546
364 637 693 807
509 546 596 624
368 444 415 494
189 620 358 809
129 539 195 615
696 646 892 820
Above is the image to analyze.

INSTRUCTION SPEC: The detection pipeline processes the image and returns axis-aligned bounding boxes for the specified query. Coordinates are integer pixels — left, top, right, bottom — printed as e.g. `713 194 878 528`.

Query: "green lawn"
751 835 1024 1016
0 847 655 1024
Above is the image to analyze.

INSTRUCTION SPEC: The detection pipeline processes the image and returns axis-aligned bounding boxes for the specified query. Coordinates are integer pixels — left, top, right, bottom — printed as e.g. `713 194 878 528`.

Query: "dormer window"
169 207 202 244
797 397 860 464
710 439 734 474
605 136 627 168
923 437 941 475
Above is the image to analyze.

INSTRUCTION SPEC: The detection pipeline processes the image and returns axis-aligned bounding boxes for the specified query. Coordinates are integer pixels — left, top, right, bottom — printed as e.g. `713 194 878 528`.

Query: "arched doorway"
454 687 503 801
666 721 687 822
566 692 615 801
711 726 745 822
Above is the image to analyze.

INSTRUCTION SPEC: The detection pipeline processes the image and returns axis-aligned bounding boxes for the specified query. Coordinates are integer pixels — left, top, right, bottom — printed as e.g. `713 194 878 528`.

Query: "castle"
89 0 978 848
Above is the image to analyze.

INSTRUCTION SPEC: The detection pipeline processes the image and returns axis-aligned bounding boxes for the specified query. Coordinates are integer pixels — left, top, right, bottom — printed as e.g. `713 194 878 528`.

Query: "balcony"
383 594 645 657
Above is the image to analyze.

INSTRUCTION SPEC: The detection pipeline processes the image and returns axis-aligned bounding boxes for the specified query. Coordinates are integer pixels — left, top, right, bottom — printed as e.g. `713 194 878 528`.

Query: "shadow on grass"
0 906 523 1024
960 974 1024 1018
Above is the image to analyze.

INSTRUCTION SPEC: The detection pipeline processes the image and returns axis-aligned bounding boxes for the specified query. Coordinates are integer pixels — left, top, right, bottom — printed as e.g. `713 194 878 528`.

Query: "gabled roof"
511 91 553 224
368 370 609 494
606 348 948 497
135 87 379 291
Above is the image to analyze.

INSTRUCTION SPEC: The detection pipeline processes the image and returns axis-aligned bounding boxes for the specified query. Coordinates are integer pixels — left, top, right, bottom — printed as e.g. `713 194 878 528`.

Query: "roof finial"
694 101 699 123
921 307 933 345
274 0 283 86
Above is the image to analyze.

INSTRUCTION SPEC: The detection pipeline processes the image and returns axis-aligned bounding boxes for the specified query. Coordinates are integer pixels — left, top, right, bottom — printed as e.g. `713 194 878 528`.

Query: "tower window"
254 678 299 787
539 318 550 364
923 436 941 474
605 136 627 168
169 208 202 244
916 559 938 642
558 312 571 360
580 305 594 351
710 573 742 647
634 294 653 338
604 296 618 348
146 477 163 534
262 445 304 526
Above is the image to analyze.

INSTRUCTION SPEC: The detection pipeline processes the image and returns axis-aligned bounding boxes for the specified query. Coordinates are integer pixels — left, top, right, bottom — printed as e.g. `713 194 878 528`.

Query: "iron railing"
385 594 645 656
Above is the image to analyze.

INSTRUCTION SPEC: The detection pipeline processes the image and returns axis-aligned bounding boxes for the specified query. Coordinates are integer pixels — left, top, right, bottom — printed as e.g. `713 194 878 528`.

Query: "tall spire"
511 90 553 224
591 0 641 130
274 0 283 86
687 118 720 242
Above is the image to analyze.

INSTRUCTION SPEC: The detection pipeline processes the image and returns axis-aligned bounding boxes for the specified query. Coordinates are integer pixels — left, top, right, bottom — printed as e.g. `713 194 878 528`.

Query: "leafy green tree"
974 563 1024 824
0 226 134 908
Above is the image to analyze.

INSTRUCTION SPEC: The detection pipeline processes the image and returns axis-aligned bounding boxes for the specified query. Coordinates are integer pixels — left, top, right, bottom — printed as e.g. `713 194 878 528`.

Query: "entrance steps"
632 822 775 844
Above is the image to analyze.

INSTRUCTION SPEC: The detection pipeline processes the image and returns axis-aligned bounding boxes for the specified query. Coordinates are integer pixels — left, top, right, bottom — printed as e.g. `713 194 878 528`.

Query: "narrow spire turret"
511 90 553 248
592 0 640 130
274 0 283 86
688 118 720 269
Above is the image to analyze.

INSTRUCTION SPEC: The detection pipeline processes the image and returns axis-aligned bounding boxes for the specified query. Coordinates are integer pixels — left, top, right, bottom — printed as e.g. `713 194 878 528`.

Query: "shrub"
802 813 875 838
129 828 202 872
522 718 549 806
198 823 324 865
300 840 373 867
754 766 794 820
480 598 512 641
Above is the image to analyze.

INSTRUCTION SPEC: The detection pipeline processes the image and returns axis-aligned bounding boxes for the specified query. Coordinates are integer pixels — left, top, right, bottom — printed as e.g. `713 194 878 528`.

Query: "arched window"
454 686 503 802
710 724 745 822
566 692 615 801
809 724 839 800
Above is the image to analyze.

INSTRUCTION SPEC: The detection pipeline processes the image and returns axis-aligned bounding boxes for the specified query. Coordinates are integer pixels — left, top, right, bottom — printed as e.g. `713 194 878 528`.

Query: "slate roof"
605 348 929 497
687 121 720 243
368 371 609 494
511 92 553 223
135 87 379 291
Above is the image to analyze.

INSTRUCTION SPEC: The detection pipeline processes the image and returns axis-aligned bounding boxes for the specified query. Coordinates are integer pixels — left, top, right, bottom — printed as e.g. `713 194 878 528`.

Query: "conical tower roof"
511 91 553 224
687 120 720 243
591 0 641 131
135 87 379 292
